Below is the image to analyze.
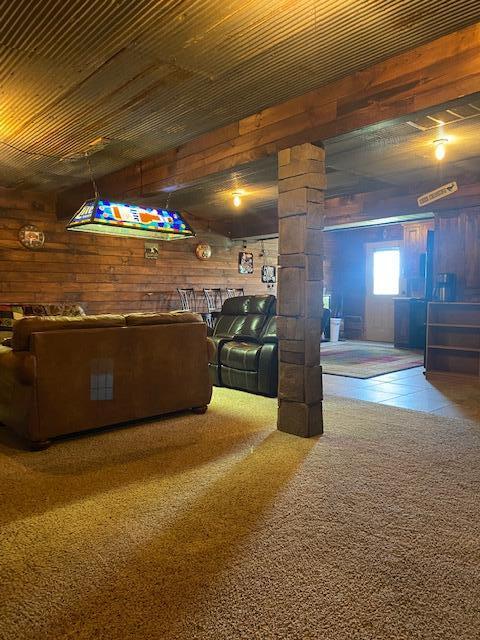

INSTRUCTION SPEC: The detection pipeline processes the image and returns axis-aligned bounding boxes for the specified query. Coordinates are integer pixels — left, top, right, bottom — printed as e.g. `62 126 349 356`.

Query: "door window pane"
373 249 400 295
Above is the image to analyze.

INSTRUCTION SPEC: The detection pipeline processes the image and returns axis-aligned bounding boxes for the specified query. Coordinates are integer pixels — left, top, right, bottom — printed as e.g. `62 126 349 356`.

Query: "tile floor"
324 366 480 421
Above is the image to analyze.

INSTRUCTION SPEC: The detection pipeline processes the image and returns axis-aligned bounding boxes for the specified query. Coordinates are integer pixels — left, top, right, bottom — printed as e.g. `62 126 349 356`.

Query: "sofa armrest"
206 337 216 361
0 347 35 387
0 347 38 442
258 342 278 396
260 335 278 345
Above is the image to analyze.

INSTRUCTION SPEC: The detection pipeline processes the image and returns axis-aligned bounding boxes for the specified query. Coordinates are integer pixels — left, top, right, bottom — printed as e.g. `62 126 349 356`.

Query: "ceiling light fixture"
233 191 242 207
434 138 448 161
67 199 195 240
66 154 195 240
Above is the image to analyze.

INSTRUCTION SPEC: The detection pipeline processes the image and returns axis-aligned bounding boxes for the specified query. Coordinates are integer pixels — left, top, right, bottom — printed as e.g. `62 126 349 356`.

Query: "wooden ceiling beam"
209 175 480 240
57 23 480 215
325 175 480 226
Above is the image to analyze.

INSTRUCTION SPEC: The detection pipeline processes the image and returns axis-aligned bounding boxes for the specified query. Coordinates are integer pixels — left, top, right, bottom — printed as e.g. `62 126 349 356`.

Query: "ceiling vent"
406 103 480 131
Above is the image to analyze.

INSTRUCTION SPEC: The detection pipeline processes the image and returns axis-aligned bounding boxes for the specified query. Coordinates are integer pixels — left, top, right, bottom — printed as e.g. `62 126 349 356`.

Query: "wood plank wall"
0 188 277 314
435 209 480 302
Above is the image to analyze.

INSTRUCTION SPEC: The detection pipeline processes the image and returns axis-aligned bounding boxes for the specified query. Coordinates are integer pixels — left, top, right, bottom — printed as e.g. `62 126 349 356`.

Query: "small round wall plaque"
19 225 45 249
195 243 212 260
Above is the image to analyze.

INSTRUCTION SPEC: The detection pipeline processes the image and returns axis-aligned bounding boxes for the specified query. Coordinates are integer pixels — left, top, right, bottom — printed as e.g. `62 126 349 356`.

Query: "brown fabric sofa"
0 311 212 449
0 302 86 344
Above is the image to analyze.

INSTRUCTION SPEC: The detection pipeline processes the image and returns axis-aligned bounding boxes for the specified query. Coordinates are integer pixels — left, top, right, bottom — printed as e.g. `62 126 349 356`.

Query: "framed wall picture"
238 251 254 274
144 242 159 259
261 264 276 284
18 225 45 249
195 243 212 260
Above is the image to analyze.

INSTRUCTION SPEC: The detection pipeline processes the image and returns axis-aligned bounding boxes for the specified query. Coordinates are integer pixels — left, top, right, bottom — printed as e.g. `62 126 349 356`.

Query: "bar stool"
203 288 222 312
177 288 196 312
225 287 244 298
203 288 222 329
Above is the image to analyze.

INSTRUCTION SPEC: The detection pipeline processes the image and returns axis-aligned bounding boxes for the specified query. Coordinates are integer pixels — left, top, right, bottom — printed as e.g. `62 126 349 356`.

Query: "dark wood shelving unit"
426 303 480 379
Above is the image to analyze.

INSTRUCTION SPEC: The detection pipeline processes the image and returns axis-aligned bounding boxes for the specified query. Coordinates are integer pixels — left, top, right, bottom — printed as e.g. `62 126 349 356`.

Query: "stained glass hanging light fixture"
66 155 195 241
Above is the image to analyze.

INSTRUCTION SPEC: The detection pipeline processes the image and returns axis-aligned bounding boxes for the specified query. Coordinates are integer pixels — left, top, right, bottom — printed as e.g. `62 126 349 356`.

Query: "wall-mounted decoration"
195 243 212 260
238 251 254 274
18 225 45 249
261 264 276 284
144 242 159 259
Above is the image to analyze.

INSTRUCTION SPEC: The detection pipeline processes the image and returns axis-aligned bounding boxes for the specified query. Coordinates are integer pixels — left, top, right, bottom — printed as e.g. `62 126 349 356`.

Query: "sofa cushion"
213 313 267 339
12 314 126 352
212 295 275 340
126 311 203 326
0 305 24 330
220 294 275 316
220 341 262 371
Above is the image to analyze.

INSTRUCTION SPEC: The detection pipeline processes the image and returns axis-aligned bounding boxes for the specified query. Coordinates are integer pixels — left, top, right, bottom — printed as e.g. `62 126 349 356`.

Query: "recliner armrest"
258 342 278 396
208 336 234 365
232 334 259 343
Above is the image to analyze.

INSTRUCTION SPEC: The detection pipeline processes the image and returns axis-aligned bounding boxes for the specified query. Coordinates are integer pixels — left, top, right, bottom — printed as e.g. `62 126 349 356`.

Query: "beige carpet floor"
0 388 479 640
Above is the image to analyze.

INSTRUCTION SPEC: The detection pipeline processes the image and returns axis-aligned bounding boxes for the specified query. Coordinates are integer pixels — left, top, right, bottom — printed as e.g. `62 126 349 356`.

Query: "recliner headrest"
221 295 276 316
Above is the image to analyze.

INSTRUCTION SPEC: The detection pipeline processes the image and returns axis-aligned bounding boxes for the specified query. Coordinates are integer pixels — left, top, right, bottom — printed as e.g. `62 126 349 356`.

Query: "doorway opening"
321 218 433 380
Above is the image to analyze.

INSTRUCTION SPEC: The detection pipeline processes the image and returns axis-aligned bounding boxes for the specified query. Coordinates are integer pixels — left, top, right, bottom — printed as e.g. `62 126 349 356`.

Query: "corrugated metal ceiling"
1 0 480 190
163 95 480 230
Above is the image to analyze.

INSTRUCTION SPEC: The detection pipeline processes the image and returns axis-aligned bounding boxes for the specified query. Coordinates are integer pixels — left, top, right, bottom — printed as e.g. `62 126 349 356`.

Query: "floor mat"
321 340 424 378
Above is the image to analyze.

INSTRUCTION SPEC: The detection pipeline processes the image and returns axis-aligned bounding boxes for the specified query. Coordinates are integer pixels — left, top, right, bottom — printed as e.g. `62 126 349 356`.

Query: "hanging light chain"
165 190 172 210
85 152 99 199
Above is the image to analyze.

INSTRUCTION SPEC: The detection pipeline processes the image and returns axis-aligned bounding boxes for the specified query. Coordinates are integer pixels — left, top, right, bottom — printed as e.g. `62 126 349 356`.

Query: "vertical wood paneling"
402 220 434 297
435 208 480 301
0 189 277 313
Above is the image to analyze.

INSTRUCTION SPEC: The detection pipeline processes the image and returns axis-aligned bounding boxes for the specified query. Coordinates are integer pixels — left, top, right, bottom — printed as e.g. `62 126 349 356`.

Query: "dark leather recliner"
208 295 278 396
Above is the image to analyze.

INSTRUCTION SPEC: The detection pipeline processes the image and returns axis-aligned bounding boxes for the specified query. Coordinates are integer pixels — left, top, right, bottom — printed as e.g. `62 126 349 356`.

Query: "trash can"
329 317 341 342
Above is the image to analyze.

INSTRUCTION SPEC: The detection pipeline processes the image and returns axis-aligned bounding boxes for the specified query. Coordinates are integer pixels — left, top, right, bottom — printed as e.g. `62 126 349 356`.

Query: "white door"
364 241 401 342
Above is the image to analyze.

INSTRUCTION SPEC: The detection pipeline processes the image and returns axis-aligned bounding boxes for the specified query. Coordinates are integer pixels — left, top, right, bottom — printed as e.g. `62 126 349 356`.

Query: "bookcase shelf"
428 323 480 329
428 344 480 353
426 303 480 379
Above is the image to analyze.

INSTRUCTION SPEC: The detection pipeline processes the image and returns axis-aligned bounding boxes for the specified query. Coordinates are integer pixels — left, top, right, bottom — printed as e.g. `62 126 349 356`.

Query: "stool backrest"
177 288 196 311
203 288 222 313
225 287 244 299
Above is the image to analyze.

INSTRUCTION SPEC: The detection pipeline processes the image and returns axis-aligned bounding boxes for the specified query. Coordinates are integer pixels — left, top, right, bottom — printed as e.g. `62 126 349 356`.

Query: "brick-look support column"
277 143 325 437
